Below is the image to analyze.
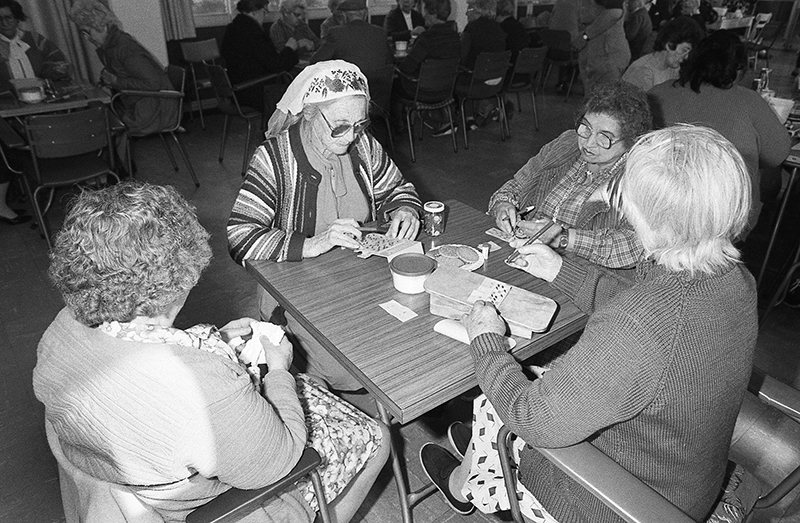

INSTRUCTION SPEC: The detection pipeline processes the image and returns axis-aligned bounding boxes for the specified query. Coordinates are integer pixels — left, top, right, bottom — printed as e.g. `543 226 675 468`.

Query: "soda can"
423 201 446 236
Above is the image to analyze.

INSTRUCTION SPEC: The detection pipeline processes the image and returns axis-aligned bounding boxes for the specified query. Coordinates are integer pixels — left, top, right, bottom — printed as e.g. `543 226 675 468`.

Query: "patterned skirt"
294 374 382 511
462 394 559 523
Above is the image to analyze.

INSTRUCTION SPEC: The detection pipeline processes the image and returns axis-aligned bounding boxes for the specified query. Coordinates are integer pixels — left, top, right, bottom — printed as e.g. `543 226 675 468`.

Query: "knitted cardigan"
470 256 758 522
33 308 313 523
489 130 642 268
228 124 421 263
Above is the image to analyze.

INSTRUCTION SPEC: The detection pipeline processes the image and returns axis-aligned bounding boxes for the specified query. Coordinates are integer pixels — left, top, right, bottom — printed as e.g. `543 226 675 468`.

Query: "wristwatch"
557 232 569 249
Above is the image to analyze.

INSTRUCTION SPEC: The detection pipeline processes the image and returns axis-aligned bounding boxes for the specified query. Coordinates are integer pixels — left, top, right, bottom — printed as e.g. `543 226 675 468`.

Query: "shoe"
419 443 475 515
474 113 487 128
784 276 800 308
489 108 500 122
466 117 478 131
447 421 472 459
432 124 457 137
0 213 32 225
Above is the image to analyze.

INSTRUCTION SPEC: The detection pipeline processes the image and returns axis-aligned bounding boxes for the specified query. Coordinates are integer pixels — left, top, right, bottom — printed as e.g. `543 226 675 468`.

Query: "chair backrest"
204 63 244 115
414 56 460 104
165 64 186 121
364 64 395 115
510 46 548 82
180 38 221 64
539 29 575 61
755 21 783 47
25 104 110 160
463 51 512 99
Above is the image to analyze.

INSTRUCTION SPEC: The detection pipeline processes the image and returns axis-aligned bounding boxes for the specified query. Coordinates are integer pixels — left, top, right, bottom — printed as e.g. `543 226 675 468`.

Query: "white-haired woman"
270 0 320 59
421 125 758 522
228 60 421 391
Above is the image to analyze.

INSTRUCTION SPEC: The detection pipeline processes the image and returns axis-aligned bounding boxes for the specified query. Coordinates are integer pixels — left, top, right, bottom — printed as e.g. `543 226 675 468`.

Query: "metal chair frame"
180 38 221 130
455 50 512 150
111 64 199 187
748 20 783 71
502 46 548 132
396 56 460 163
364 64 396 158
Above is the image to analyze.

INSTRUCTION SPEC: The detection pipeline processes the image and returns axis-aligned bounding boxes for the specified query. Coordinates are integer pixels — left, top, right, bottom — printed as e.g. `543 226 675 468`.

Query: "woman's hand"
218 317 257 343
515 218 562 246
297 38 315 50
463 301 507 342
387 206 420 240
284 37 299 51
100 69 117 87
263 335 294 372
506 240 563 282
302 218 362 258
491 202 518 234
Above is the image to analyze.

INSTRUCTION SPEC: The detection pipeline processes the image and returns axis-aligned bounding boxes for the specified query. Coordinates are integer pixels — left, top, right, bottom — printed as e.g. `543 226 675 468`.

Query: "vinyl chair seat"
24 154 113 186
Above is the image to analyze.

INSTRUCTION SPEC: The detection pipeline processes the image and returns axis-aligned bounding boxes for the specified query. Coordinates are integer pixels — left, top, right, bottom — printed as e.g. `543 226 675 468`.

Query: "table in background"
708 15 755 35
246 199 588 522
0 85 111 119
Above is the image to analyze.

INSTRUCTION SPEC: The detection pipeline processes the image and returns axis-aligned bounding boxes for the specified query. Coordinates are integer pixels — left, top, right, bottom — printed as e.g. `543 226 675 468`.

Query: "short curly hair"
653 16 703 52
423 0 451 21
49 181 212 327
68 0 122 31
578 82 652 148
678 30 746 92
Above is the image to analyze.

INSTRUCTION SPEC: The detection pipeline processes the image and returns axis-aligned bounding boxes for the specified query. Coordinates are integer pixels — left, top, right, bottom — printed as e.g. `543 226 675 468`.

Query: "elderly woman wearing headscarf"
35 181 389 523
228 60 421 391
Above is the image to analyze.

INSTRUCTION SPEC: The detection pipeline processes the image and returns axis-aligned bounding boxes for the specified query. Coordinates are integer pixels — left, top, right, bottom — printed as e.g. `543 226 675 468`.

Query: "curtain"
20 0 106 83
160 0 197 41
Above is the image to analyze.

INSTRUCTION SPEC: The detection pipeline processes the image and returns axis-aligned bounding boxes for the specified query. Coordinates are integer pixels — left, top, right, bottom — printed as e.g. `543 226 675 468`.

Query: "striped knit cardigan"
228 124 421 263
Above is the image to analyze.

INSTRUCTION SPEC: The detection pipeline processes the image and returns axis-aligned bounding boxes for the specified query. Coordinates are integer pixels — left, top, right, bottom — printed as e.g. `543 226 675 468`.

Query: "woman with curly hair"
34 181 389 523
489 81 651 269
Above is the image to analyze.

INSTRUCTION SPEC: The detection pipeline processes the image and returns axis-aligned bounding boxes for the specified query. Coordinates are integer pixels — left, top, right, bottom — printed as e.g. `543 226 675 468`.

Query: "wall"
109 0 169 66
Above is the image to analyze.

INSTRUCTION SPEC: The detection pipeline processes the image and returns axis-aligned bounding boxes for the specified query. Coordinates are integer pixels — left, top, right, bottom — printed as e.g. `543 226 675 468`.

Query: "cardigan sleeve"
110 45 165 91
361 133 422 219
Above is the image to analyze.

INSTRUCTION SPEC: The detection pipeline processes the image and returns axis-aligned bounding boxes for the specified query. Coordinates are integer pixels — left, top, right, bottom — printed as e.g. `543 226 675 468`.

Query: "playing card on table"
379 300 418 322
485 227 515 243
467 280 511 307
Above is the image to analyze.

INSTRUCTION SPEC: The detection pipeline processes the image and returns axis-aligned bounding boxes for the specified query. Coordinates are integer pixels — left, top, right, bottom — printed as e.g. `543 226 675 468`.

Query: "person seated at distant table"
623 0 652 61
34 181 390 523
310 0 392 73
421 124 758 523
622 15 702 91
221 0 299 112
648 30 790 239
69 0 178 137
320 0 346 38
270 0 320 61
384 0 426 42
228 61 421 392
496 0 530 67
489 82 651 269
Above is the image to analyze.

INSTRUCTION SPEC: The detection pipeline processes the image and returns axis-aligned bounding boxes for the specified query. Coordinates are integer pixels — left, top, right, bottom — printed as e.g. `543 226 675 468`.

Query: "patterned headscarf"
266 60 369 138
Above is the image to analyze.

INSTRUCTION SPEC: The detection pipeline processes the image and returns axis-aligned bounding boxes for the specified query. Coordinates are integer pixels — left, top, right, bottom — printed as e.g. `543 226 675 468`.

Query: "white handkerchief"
240 321 285 365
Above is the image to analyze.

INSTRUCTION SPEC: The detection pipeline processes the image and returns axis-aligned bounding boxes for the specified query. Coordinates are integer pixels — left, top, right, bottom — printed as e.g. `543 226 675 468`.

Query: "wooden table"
0 85 111 119
246 200 588 522
708 15 754 34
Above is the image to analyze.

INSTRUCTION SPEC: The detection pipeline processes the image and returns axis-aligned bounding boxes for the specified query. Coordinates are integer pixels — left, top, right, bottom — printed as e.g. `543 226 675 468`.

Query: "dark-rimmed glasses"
576 120 623 150
319 110 370 138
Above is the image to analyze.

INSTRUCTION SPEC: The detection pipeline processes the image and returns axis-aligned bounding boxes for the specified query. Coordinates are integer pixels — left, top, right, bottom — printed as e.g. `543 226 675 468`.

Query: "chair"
454 50 512 150
747 20 783 71
502 46 548 132
364 64 395 157
396 56 460 163
746 12 773 42
47 416 331 523
205 63 291 176
180 38 221 130
539 29 579 101
111 64 199 188
19 104 120 249
497 368 800 523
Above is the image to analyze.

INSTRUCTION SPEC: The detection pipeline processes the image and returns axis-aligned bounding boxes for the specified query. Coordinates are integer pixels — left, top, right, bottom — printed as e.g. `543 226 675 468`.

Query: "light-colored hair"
620 125 750 275
68 0 122 31
469 0 497 18
49 181 212 326
280 0 307 14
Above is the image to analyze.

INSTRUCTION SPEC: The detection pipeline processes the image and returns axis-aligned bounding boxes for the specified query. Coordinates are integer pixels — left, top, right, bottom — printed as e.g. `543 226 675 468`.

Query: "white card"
487 241 501 252
379 300 418 322
485 227 514 242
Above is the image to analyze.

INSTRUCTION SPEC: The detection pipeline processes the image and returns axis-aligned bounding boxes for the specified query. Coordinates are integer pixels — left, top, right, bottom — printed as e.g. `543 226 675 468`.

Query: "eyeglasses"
575 120 623 150
319 110 370 138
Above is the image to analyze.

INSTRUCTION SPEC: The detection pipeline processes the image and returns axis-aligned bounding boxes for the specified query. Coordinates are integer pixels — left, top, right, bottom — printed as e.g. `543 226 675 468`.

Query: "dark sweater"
470 257 758 522
383 6 425 42
461 17 507 68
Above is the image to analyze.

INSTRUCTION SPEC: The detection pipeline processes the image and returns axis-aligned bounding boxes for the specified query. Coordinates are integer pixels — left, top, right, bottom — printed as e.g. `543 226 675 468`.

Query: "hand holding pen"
492 202 536 234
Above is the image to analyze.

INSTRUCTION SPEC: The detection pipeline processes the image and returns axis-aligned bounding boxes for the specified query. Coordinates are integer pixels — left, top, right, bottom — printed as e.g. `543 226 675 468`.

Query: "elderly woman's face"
466 1 480 21
79 25 109 48
284 5 307 25
0 7 19 39
398 0 415 13
576 112 627 167
312 95 369 155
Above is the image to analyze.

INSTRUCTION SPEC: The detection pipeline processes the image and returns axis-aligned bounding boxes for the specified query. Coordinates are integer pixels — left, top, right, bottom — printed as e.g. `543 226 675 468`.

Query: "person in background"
384 0 426 42
228 61 421 392
35 181 390 523
575 0 630 96
624 0 652 61
671 0 715 34
270 0 319 61
396 0 460 91
622 15 702 91
496 0 530 82
221 0 298 111
421 125 757 523
489 82 651 269
649 30 789 239
547 0 579 92
320 0 346 38
310 0 392 72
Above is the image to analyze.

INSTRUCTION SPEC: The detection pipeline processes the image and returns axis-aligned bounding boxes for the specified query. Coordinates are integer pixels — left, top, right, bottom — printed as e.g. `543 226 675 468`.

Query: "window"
192 0 229 16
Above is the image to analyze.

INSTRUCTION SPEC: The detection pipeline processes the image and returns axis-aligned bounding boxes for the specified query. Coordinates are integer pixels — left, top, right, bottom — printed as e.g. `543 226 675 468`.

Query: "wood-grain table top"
246 200 588 423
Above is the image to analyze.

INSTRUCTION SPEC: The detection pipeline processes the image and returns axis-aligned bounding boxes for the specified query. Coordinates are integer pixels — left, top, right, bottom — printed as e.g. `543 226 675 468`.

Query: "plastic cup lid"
389 253 437 276
424 201 444 212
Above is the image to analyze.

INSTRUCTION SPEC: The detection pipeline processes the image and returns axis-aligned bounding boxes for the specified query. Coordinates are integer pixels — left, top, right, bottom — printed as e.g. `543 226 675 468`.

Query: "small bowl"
18 87 44 104
389 253 437 294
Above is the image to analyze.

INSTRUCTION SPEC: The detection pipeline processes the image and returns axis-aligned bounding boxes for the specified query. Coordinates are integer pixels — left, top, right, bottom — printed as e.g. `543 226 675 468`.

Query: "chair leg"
543 63 552 93
497 426 525 523
565 67 577 102
219 114 230 163
170 132 200 187
190 65 206 130
31 184 52 249
406 108 416 163
461 99 469 150
498 96 508 141
242 119 254 177
531 88 539 131
447 106 458 154
159 133 179 172
309 469 331 523
516 91 522 113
